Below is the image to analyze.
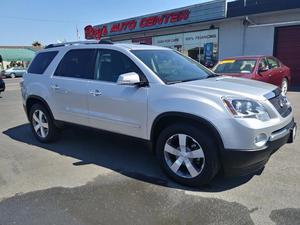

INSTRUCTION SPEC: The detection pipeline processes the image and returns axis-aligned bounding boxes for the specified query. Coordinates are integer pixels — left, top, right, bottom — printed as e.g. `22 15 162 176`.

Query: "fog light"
254 134 268 148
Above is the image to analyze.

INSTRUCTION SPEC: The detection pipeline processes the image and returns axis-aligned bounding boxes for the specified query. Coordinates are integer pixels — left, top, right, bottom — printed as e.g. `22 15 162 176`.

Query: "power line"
0 15 91 24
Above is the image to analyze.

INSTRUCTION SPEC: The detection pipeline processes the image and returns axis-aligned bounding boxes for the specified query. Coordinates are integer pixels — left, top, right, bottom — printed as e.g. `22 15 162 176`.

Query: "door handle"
51 84 60 90
89 90 102 96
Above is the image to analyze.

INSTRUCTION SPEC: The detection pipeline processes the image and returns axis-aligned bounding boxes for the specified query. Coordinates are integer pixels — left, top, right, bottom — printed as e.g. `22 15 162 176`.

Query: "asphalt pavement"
0 78 299 225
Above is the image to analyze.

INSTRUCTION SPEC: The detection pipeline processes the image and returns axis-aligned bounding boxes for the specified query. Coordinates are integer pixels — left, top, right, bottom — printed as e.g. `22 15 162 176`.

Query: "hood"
173 76 276 101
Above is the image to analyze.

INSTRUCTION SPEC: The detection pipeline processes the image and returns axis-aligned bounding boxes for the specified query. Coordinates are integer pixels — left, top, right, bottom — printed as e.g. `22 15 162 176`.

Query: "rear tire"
10 73 16 78
281 78 288 96
156 123 220 187
29 104 59 143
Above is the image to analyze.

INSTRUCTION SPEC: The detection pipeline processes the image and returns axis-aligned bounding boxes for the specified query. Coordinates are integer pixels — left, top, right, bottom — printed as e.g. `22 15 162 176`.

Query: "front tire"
10 73 16 78
281 78 288 96
156 124 220 187
29 104 59 143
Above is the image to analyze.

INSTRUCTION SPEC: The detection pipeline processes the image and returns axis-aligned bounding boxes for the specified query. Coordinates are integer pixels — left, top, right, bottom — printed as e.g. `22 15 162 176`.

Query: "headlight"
222 97 270 121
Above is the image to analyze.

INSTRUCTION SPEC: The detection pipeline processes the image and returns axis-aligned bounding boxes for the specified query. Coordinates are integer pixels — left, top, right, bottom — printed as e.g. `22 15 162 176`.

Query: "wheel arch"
150 112 224 152
25 95 55 121
284 76 290 84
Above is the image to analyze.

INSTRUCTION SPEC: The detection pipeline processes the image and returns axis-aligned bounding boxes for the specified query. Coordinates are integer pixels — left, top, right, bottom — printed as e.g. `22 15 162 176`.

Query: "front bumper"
221 121 296 177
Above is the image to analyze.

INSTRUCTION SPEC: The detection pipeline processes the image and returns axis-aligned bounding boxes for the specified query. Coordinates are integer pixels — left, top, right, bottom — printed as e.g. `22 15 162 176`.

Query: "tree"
32 41 42 48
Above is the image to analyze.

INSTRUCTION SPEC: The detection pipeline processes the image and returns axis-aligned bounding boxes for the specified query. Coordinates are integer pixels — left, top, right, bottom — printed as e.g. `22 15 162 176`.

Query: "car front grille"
267 88 292 118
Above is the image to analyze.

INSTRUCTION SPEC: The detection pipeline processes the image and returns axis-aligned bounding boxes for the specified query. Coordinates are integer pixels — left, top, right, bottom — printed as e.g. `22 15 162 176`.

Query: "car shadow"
3 124 259 192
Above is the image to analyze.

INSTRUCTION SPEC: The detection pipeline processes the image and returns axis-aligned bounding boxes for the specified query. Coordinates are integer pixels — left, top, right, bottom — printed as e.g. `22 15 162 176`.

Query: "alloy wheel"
164 134 205 178
32 110 49 138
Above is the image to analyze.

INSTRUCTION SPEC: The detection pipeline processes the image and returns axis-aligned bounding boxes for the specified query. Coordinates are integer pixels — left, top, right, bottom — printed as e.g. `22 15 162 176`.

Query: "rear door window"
28 51 58 74
54 49 97 79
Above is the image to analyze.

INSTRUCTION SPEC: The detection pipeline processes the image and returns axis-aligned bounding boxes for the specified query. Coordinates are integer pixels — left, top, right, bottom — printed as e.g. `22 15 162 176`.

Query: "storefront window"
132 37 152 45
152 33 183 52
152 29 219 68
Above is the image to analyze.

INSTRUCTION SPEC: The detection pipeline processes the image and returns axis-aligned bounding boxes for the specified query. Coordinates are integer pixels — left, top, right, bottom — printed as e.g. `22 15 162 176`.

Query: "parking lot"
0 78 299 225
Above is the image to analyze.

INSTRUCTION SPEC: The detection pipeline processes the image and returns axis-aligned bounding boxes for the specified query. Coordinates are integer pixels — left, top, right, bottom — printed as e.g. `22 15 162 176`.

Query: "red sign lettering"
110 20 137 33
85 9 190 40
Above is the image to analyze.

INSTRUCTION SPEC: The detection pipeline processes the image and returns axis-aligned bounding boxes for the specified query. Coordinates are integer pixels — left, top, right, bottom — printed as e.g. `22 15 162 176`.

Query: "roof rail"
44 40 99 49
44 39 114 49
99 39 114 45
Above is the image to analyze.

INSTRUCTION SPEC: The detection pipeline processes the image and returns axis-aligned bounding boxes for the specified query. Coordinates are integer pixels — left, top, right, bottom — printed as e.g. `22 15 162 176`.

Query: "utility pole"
76 25 80 41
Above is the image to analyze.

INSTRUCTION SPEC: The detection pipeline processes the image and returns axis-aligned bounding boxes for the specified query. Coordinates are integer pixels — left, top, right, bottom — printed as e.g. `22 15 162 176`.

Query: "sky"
0 0 212 46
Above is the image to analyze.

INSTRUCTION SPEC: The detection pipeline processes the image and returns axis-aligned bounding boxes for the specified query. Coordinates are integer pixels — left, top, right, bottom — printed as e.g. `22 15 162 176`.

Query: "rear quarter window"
28 51 58 74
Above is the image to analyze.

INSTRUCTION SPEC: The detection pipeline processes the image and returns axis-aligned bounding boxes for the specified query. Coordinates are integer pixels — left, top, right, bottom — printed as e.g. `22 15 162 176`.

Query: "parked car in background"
0 75 5 94
213 56 291 95
4 67 27 78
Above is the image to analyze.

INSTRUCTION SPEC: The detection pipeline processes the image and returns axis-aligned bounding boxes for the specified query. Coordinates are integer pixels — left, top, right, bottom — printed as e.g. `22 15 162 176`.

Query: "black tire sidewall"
156 124 220 187
29 104 58 143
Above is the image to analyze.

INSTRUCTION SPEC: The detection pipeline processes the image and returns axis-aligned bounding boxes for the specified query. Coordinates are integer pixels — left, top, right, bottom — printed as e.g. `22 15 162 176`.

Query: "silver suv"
21 41 297 186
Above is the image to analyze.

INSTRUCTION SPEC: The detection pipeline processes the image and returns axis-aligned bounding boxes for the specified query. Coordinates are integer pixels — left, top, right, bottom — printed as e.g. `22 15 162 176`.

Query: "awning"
0 48 36 62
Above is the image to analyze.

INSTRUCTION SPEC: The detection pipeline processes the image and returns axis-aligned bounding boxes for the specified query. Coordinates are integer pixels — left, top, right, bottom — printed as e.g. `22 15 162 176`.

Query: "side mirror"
117 72 141 85
258 67 269 74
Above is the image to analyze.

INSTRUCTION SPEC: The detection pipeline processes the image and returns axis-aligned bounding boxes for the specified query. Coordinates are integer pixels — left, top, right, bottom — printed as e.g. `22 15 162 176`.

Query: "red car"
213 56 291 95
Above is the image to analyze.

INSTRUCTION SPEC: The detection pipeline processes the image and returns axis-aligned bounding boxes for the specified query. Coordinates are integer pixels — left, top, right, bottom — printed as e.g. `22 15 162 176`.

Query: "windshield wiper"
166 80 183 85
166 75 219 85
166 78 203 85
182 78 202 83
207 73 220 78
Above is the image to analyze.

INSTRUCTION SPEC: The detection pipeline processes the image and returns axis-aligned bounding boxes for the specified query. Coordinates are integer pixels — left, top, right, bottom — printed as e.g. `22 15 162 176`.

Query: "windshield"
213 59 257 74
131 50 214 84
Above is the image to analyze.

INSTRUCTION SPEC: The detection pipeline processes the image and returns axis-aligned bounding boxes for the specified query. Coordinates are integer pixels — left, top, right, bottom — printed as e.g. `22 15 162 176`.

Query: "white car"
4 67 26 78
20 41 297 186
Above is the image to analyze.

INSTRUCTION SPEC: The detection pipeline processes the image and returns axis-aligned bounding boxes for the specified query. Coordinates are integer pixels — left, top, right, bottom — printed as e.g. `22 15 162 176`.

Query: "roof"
88 0 226 39
40 42 169 53
227 0 300 18
0 48 36 61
